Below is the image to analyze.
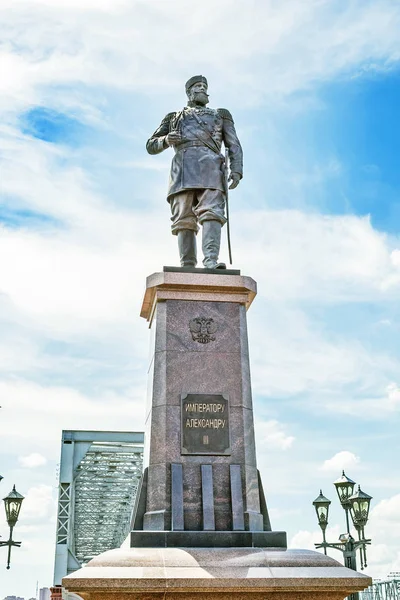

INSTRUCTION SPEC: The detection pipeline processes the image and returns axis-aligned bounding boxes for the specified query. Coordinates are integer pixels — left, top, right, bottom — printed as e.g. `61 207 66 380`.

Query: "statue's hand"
166 131 182 146
228 172 241 190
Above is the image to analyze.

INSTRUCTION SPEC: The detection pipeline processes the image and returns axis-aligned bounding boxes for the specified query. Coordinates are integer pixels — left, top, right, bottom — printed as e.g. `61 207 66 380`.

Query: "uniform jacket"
146 106 243 199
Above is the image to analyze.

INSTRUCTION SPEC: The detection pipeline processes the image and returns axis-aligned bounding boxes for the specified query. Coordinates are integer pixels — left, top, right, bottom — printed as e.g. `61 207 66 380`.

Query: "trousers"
170 189 226 235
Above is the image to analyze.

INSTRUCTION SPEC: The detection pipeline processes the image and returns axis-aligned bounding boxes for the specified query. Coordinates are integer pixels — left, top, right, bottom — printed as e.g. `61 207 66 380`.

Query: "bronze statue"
146 75 243 269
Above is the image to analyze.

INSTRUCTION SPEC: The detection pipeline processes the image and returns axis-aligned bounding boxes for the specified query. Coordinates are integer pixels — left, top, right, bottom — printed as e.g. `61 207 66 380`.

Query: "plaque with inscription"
181 393 230 455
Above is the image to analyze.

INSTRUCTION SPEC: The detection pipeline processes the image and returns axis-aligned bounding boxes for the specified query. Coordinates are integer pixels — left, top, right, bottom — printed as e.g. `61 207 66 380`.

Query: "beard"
193 91 209 105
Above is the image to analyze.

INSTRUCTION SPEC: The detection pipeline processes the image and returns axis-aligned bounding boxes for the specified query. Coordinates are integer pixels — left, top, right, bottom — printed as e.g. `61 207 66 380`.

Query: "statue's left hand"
228 172 241 190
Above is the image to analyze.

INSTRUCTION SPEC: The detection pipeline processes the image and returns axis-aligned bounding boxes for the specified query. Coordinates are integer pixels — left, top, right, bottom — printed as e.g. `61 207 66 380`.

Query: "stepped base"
63 547 372 599
131 530 287 548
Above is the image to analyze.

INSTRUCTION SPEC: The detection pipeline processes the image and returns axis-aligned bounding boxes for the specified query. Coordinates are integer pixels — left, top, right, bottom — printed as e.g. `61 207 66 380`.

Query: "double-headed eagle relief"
189 316 218 344
146 75 243 269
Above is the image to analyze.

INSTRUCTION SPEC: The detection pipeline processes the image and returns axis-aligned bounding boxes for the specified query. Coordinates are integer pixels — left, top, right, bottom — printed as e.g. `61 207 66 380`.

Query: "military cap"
185 75 208 93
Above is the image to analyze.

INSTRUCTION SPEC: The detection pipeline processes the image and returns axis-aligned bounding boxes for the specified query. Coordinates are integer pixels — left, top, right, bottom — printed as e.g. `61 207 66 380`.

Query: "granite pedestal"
63 546 372 599
62 269 372 599
132 269 279 541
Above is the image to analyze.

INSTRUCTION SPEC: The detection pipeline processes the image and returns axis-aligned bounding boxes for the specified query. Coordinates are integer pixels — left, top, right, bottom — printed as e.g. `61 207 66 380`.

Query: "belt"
175 140 222 153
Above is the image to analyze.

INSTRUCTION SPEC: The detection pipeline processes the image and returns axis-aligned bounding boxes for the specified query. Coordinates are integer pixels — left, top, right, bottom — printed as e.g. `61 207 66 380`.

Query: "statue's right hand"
166 131 182 146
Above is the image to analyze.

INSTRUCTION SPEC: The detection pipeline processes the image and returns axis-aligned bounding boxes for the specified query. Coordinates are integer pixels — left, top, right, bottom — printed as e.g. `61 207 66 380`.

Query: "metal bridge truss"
361 578 400 599
54 430 144 585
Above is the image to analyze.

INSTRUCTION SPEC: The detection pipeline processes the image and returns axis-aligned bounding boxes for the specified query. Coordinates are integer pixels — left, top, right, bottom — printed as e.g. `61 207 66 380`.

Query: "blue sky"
1 0 400 597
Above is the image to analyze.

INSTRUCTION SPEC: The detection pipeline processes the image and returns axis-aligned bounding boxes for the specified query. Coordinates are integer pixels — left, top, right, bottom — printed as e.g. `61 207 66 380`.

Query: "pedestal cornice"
141 271 257 323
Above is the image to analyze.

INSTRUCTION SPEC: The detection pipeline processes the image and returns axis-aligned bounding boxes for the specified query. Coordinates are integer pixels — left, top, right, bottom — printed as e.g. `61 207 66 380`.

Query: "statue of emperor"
146 75 243 269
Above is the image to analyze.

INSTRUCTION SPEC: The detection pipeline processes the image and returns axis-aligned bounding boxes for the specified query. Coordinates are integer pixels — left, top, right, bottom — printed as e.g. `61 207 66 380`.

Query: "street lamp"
312 490 331 554
334 471 356 534
313 473 372 600
349 485 372 573
0 483 24 569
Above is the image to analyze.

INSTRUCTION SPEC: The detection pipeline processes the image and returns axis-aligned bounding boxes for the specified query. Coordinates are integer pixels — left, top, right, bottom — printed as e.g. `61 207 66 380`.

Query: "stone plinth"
62 547 372 599
134 270 274 537
62 269 372 599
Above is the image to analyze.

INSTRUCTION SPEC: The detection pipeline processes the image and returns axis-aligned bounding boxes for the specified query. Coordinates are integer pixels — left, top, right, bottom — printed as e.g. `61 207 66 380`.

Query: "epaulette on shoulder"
217 108 234 122
162 111 176 123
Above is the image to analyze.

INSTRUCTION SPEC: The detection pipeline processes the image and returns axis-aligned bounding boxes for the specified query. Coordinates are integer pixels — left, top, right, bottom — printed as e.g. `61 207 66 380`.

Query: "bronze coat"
146 106 243 200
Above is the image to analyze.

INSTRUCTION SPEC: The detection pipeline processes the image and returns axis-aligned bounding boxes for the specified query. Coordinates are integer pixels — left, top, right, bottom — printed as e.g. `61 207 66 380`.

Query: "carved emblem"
189 317 217 344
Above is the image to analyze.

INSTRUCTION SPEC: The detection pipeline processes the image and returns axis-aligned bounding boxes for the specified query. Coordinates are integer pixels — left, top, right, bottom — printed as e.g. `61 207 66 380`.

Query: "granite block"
243 465 262 515
143 509 170 531
130 531 287 548
89 547 166 567
244 509 264 532
139 272 273 541
227 406 245 459
68 592 355 600
182 463 202 530
164 350 243 406
144 463 169 515
171 463 184 530
147 405 181 464
177 547 266 567
153 300 167 354
165 300 242 354
241 407 258 466
230 464 245 531
147 350 167 409
163 266 241 275
131 468 148 531
263 549 334 567
141 272 257 323
212 463 233 529
201 464 216 531
63 547 371 599
131 530 166 547
239 304 251 356
254 530 288 547
145 354 155 419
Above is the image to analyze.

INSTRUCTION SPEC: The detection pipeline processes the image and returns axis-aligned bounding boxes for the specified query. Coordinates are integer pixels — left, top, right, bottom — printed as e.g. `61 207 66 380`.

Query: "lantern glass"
317 505 328 524
3 485 24 528
313 490 331 530
349 486 372 529
333 471 356 507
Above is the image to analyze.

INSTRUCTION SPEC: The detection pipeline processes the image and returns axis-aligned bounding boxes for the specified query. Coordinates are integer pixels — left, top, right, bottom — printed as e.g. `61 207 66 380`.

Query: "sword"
225 148 233 265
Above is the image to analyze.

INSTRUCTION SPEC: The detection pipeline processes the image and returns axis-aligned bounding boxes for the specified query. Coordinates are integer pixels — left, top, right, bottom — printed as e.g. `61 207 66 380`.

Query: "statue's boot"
177 229 197 267
202 220 226 269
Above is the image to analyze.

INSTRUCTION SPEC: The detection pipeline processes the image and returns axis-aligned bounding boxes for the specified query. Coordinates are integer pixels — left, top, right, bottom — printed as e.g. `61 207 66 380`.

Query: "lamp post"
312 490 331 554
0 482 24 569
333 471 356 534
313 472 372 600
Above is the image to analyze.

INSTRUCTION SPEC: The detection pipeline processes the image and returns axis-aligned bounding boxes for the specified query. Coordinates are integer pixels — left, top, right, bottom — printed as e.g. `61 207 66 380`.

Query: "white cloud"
371 493 400 523
234 210 400 303
321 451 361 472
10 0 130 9
1 208 399 336
390 249 400 267
249 302 398 403
18 453 47 468
321 383 400 419
362 494 400 578
290 524 342 552
255 419 295 451
387 383 400 409
0 222 175 336
0 379 146 457
0 0 400 115
22 484 54 520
